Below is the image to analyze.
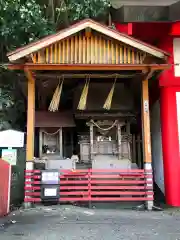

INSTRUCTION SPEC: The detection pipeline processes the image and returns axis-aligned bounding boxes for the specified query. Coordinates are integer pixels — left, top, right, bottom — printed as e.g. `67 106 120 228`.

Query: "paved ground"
1 205 180 240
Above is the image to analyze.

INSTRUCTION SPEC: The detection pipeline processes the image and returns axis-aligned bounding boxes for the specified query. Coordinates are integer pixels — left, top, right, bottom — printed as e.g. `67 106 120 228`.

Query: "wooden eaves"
7 63 170 71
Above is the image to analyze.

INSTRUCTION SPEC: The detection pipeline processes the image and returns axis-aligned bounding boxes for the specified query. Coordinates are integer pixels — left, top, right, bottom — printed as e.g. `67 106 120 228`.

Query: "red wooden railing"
24 169 153 203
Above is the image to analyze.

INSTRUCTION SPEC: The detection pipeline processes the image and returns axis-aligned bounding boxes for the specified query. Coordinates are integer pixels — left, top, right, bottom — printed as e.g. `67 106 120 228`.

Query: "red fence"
24 169 153 203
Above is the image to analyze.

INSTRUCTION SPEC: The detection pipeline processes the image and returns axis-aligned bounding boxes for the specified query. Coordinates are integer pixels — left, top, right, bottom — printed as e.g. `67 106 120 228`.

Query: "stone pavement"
1 205 180 240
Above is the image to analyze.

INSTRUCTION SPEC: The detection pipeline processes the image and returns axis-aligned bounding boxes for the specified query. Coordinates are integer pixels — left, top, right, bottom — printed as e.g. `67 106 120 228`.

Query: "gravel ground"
1 205 180 240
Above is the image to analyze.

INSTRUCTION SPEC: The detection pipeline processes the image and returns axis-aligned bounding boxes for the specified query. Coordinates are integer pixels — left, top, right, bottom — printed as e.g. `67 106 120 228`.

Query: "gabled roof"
7 19 169 62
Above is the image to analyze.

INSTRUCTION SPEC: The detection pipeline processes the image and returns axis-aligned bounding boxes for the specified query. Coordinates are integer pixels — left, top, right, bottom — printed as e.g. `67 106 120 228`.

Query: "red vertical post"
160 86 180 206
0 159 11 216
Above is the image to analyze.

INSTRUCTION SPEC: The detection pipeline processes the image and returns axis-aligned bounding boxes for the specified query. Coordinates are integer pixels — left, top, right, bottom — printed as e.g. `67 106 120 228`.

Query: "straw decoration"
103 76 117 110
48 77 64 112
77 77 90 110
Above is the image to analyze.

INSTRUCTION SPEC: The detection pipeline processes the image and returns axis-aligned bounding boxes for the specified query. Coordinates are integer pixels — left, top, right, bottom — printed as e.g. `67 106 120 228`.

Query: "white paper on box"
44 188 57 197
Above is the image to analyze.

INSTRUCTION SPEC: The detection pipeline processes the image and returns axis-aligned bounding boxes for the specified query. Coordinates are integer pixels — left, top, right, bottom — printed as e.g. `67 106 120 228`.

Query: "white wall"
111 0 179 8
173 38 180 77
150 100 165 194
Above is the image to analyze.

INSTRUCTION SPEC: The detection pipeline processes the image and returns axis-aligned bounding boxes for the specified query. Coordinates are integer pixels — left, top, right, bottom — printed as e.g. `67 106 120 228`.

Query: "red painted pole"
160 86 180 206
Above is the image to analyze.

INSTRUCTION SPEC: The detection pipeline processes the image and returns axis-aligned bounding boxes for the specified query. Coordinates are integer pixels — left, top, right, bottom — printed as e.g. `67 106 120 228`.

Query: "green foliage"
38 0 110 28
0 69 26 130
66 0 110 21
0 0 55 51
0 0 111 130
0 0 55 130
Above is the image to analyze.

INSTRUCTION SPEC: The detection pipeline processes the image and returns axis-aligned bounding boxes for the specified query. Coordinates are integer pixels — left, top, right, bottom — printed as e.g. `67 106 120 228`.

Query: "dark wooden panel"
35 111 75 128
74 82 134 111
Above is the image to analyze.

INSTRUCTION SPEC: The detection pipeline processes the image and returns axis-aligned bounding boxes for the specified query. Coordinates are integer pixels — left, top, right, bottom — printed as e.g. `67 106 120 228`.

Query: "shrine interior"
18 69 158 170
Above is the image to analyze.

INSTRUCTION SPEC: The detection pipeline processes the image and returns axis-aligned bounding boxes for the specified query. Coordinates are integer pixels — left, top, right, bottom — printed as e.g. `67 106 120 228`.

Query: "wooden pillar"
117 122 121 160
137 135 141 168
126 122 131 160
24 69 35 208
39 129 43 158
142 79 152 164
141 77 153 210
132 135 136 163
59 127 63 158
90 123 94 162
25 69 35 162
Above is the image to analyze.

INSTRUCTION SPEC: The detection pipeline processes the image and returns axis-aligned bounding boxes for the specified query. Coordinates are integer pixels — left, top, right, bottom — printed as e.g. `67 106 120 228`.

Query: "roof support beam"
7 63 170 71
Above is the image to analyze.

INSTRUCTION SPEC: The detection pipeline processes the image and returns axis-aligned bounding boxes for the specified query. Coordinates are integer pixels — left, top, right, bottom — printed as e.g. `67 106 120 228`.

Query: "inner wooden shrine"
7 19 169 171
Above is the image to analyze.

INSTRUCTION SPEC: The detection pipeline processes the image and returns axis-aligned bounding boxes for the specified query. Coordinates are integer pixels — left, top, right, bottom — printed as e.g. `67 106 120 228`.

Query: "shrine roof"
7 19 169 62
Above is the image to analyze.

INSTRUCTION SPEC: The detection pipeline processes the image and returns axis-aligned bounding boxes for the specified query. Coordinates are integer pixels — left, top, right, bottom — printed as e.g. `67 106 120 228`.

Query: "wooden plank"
124 46 127 63
50 45 53 63
91 186 152 190
24 186 41 190
91 36 94 64
117 122 121 160
99 36 102 64
94 35 98 64
78 35 81 63
66 39 69 63
60 186 89 190
141 76 152 163
60 180 89 184
70 37 73 63
62 40 65 63
90 174 146 178
132 135 136 163
112 42 115 64
45 48 49 63
55 43 57 63
87 197 154 201
91 191 153 195
31 54 36 63
8 63 170 71
59 127 63 158
137 134 141 167
83 36 86 64
37 51 41 63
136 51 140 64
87 36 90 64
119 45 123 63
39 129 43 158
132 49 135 64
90 180 152 184
58 42 61 63
25 69 35 162
60 192 88 196
90 123 94 161
107 40 110 64
115 44 118 64
75 35 78 63
25 180 40 185
127 47 131 64
103 39 106 63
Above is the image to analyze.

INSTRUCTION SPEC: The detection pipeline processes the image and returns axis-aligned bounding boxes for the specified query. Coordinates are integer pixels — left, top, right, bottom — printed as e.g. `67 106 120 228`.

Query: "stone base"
23 202 33 209
24 161 34 209
145 200 153 211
